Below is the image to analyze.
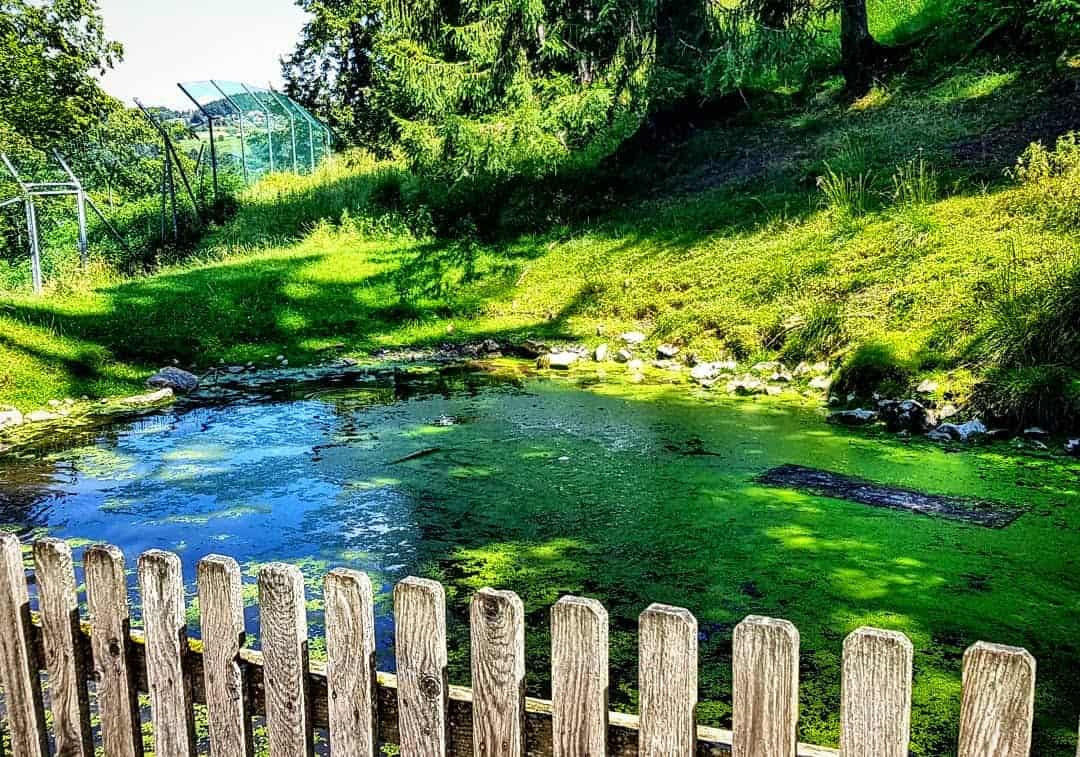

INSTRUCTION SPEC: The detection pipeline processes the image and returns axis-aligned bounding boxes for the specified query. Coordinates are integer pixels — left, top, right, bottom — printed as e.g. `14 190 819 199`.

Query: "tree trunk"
840 0 883 92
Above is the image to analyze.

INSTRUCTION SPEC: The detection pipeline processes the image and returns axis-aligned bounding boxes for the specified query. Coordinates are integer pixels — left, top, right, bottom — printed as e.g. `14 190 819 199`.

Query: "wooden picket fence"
0 535 1051 756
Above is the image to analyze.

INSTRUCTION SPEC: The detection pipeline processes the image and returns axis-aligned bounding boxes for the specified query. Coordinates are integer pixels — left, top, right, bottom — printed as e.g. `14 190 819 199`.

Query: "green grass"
1 59 1078 433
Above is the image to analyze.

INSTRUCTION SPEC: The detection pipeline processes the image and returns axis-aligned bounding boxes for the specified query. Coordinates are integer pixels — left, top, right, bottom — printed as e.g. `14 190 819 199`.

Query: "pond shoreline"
2 349 1074 461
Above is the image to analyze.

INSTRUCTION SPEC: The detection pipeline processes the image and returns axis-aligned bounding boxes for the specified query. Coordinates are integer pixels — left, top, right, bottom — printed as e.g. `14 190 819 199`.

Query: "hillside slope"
1 58 1078 432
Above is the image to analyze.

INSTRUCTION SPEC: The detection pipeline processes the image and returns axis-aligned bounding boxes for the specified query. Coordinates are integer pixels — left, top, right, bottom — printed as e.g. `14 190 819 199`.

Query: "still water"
1 364 1077 753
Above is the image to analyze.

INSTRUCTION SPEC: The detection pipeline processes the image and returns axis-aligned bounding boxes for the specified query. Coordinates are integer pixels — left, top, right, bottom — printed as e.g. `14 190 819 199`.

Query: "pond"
1 363 1078 755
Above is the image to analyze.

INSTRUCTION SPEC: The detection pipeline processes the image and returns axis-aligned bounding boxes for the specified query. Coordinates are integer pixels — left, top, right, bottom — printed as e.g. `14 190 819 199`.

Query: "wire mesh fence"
0 81 333 293
178 80 332 187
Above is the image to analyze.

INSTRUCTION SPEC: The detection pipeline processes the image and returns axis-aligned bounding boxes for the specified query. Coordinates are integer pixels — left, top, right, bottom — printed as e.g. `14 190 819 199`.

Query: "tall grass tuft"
973 249 1080 428
980 250 1080 370
892 154 939 206
818 163 874 217
780 302 847 360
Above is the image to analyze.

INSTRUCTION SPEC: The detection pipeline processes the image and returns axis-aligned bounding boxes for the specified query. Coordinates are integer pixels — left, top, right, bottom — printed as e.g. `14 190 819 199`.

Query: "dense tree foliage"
284 0 718 178
0 0 122 145
281 0 387 150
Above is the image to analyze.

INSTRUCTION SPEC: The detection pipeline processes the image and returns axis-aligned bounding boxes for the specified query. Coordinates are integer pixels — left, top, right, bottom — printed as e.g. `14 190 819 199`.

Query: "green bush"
979 250 1080 370
1006 133 1080 232
972 245 1080 429
1035 0 1080 43
833 338 917 398
972 365 1080 429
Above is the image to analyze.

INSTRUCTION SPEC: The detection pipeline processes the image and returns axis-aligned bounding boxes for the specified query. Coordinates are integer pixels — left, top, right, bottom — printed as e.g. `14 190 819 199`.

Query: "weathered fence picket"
394 576 450 757
138 549 197 757
0 537 1067 757
957 642 1036 757
550 596 608 757
0 533 48 757
732 615 800 757
259 562 315 757
84 544 143 757
638 603 698 757
470 588 526 757
33 538 94 757
324 567 377 757
839 627 912 757
197 554 253 757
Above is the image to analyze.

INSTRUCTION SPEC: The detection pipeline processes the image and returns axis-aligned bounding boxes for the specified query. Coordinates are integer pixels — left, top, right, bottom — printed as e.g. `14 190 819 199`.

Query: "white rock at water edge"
537 352 579 370
752 361 784 374
727 376 768 396
26 410 60 423
1065 439 1079 457
620 331 646 345
657 344 680 358
0 407 23 430
594 343 609 362
613 348 634 363
927 419 987 443
828 408 879 426
122 388 175 406
690 361 738 383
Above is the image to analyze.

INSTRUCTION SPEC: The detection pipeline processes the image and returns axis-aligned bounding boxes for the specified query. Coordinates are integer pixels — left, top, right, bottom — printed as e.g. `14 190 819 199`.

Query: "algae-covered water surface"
1 365 1078 754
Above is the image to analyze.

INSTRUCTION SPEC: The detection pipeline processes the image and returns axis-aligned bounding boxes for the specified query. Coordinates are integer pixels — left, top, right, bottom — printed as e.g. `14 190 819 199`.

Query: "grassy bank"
1 59 1079 430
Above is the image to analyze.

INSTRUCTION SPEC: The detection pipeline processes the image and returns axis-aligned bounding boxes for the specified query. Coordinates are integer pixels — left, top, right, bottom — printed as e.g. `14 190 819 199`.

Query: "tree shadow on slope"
0 231 596 399
612 57 1071 210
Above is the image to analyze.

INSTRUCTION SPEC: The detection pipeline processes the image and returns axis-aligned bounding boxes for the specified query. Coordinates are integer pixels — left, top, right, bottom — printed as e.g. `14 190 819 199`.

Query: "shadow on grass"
0 228 598 398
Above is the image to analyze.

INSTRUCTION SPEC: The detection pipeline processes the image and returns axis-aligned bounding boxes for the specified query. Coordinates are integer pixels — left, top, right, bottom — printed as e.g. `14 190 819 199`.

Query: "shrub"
833 338 917 398
972 365 1080 430
1035 0 1080 43
1006 133 1080 232
973 248 1080 430
979 250 1080 370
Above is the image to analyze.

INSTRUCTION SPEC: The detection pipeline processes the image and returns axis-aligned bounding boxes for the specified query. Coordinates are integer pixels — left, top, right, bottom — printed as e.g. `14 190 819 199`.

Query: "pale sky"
97 0 309 109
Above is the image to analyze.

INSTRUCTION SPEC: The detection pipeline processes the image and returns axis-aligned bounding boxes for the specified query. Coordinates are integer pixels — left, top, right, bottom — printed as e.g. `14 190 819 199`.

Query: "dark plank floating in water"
756 464 1024 528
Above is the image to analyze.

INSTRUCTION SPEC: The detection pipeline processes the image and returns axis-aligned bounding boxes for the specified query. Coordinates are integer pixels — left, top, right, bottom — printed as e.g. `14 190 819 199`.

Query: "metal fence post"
178 82 219 204
26 197 42 294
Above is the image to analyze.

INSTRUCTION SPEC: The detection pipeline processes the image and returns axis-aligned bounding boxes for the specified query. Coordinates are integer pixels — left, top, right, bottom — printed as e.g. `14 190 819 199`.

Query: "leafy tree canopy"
0 0 123 146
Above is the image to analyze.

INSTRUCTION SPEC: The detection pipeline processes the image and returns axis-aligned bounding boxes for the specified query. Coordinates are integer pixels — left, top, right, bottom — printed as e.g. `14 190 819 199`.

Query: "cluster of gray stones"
531 331 833 397
829 392 1079 454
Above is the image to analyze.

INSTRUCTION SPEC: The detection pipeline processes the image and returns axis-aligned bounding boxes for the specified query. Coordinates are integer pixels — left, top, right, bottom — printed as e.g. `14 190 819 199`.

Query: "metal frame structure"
177 81 220 201
0 151 124 294
240 83 274 174
208 81 251 183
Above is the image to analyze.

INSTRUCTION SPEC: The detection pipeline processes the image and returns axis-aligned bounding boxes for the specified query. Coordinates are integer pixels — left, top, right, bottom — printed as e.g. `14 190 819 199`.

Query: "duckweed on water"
0 364 1078 755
